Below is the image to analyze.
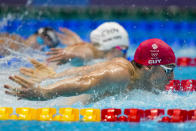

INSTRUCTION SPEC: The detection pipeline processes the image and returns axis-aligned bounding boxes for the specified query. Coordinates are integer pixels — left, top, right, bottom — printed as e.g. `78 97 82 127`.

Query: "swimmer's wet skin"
46 22 129 65
4 38 176 103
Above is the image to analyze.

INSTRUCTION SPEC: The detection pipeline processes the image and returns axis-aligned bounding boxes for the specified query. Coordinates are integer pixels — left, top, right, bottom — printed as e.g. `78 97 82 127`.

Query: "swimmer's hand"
4 75 49 100
46 48 71 64
57 27 83 46
20 59 56 83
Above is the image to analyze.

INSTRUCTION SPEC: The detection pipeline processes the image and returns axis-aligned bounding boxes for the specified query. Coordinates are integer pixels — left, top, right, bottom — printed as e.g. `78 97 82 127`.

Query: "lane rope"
165 79 196 91
0 107 195 122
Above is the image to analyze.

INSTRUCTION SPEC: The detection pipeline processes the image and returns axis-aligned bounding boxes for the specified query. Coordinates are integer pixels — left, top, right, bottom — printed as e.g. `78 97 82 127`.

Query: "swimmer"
4 38 176 104
0 27 63 56
46 22 129 64
24 27 64 51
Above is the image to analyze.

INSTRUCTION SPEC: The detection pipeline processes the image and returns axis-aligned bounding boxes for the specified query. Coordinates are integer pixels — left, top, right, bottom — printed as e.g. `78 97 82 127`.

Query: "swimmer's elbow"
76 77 99 92
77 81 93 92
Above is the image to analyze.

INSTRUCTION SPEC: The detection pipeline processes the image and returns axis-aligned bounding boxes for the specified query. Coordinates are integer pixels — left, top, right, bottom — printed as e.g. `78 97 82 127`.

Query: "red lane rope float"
145 109 164 120
165 80 196 91
165 80 181 91
167 109 187 123
160 109 188 123
0 107 196 123
181 80 196 91
177 57 196 67
188 110 196 121
101 108 196 123
124 108 144 122
101 108 121 122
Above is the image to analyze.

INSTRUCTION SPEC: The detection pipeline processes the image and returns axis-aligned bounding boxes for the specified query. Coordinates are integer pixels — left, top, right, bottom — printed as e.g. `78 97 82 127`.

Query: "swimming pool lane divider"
165 79 196 91
177 57 196 67
0 107 196 123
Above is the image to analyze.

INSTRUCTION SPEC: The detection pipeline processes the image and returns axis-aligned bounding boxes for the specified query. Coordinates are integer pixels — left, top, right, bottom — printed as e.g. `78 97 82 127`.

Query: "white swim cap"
90 22 129 51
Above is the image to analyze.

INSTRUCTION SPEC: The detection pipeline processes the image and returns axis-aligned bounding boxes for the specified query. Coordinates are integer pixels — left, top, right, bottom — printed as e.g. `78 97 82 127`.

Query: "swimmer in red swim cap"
133 38 176 90
4 38 176 104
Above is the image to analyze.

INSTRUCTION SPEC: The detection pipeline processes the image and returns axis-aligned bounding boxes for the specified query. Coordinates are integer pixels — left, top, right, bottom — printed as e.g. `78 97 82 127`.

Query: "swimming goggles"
115 46 128 55
160 65 174 74
36 36 44 45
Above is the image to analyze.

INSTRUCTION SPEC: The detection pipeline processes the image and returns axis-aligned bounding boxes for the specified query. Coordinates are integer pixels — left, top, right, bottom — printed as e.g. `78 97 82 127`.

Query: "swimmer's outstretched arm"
46 42 102 64
3 72 103 100
46 47 94 64
55 62 107 78
20 59 56 83
57 27 83 46
20 59 107 82
45 70 108 97
5 63 129 100
4 75 92 103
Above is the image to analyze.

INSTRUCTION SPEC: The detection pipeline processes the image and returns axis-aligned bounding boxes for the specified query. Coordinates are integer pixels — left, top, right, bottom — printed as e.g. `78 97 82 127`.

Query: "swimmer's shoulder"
71 42 92 49
83 43 103 57
111 57 136 77
83 42 97 49
111 57 131 64
72 42 96 52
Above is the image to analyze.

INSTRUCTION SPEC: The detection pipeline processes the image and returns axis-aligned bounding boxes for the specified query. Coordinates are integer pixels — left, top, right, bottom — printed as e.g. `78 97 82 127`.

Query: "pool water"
0 19 196 131
1 121 196 131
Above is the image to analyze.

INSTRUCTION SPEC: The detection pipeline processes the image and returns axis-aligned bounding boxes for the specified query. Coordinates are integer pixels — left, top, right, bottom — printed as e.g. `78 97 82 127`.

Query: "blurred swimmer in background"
0 27 65 56
4 38 176 104
27 27 64 51
46 22 130 65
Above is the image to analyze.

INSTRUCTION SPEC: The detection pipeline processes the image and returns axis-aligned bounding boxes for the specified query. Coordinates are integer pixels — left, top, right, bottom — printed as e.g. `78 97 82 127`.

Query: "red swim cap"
134 38 176 66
